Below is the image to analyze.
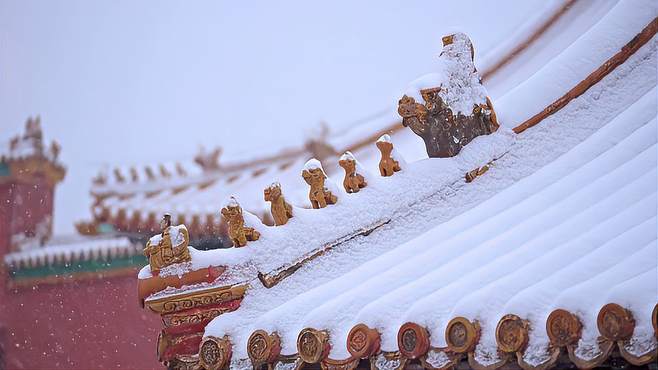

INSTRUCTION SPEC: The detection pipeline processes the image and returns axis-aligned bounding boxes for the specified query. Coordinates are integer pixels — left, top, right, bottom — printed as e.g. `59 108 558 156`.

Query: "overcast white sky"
0 0 543 234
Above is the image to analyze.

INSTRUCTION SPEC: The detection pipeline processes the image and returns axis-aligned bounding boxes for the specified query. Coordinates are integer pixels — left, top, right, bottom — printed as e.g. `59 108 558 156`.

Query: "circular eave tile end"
199 336 232 370
445 317 480 353
297 327 330 364
347 323 381 359
495 314 529 353
397 322 430 359
247 330 281 366
546 309 582 347
597 303 635 341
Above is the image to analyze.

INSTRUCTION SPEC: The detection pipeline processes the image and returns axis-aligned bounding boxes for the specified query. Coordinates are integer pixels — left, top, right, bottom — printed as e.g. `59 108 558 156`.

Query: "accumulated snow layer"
204 34 657 363
483 0 619 97
405 33 488 115
496 0 656 127
138 128 514 280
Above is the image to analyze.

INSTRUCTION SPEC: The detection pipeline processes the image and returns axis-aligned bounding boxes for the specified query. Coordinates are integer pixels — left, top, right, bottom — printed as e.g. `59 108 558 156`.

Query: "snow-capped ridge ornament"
264 182 293 226
398 33 499 158
220 197 261 247
301 159 337 209
338 151 367 193
142 213 192 274
376 134 402 177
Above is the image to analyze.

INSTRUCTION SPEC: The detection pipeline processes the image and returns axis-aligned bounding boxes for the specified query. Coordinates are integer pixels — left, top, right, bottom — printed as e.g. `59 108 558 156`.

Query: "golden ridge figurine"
264 183 293 226
338 151 367 193
143 214 192 274
221 198 260 247
376 135 401 177
302 159 337 209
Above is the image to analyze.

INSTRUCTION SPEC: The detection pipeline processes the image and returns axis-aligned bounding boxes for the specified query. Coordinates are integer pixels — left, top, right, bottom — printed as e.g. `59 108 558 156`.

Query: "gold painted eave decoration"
144 283 248 314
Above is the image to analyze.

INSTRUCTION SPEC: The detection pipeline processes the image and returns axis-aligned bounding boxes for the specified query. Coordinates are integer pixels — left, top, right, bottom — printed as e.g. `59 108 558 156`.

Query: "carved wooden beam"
138 266 224 306
158 331 203 363
144 283 248 314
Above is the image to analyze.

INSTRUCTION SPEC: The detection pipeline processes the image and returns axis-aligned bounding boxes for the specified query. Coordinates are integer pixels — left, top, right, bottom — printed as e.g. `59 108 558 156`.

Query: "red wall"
0 176 54 254
0 274 163 370
0 182 14 258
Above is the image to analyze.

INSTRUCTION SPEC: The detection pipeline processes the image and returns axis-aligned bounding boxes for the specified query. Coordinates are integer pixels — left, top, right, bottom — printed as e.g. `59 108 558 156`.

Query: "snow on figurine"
301 158 337 209
338 151 367 193
264 182 293 226
143 213 192 274
398 32 499 158
221 197 260 247
376 134 401 177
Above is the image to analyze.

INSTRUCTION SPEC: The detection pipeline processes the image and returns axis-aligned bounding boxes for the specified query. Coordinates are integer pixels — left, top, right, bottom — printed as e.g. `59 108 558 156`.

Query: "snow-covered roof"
4 236 141 269
199 26 658 367
132 2 656 368
0 116 62 165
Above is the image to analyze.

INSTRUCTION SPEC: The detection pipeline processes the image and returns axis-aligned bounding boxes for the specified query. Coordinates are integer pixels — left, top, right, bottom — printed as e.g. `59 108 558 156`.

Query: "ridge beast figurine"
398 33 499 158
221 198 260 247
338 151 367 193
143 213 191 273
302 159 337 209
264 182 293 226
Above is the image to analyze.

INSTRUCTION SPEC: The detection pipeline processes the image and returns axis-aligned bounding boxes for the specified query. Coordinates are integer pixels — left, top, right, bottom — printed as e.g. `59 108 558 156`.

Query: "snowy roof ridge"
1 116 65 168
3 236 141 269
203 74 658 369
137 128 514 282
